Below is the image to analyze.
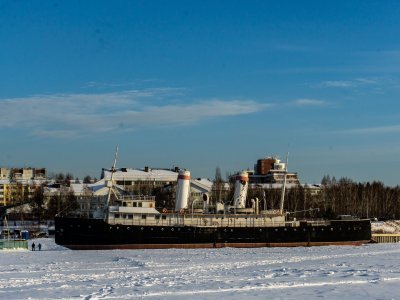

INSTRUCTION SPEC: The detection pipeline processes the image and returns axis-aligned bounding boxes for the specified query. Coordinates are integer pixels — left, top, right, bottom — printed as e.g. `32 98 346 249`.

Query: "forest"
256 176 400 220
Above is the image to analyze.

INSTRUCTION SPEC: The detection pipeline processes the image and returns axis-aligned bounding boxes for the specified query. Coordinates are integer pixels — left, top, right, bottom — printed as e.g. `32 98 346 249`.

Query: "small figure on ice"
38 243 42 251
31 242 35 251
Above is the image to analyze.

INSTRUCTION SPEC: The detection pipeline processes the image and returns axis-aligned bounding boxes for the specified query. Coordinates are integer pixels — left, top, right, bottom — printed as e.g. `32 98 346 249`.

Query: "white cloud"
291 99 327 107
354 78 377 84
314 78 377 89
272 44 313 52
83 79 164 89
320 81 354 88
339 125 400 135
0 89 268 138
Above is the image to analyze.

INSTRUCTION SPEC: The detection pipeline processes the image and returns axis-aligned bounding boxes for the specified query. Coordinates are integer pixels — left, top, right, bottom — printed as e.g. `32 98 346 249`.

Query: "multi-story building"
248 156 322 198
100 166 181 194
250 156 300 186
0 168 47 206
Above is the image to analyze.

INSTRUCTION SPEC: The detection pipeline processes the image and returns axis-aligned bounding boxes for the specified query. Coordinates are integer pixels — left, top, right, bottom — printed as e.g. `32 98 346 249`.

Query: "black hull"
55 217 372 250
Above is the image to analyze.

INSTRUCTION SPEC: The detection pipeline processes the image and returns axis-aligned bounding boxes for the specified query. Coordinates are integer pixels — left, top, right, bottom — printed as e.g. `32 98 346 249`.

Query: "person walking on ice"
38 243 41 251
31 242 35 251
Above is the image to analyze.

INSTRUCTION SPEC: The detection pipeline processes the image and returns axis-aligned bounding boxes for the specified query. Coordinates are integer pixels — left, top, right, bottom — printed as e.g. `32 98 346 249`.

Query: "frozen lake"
1 239 400 299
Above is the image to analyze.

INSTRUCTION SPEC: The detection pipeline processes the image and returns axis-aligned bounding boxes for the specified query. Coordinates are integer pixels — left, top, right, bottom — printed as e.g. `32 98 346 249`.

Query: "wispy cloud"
0 89 268 138
339 125 400 135
313 78 377 89
83 79 161 89
272 44 313 53
291 99 328 107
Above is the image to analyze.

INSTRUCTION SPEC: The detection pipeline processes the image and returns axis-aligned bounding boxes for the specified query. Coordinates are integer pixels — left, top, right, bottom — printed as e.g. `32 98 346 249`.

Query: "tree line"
255 176 400 220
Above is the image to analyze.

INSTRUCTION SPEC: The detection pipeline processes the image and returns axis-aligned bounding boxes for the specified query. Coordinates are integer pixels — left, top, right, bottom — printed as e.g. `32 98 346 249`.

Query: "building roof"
101 168 179 181
190 178 213 193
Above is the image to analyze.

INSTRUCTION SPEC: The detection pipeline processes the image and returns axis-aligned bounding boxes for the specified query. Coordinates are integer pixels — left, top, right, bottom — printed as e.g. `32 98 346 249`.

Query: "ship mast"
106 146 118 207
279 152 289 215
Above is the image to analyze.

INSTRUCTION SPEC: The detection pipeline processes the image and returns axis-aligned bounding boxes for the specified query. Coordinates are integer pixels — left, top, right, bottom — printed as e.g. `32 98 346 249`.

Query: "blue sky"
1 0 400 185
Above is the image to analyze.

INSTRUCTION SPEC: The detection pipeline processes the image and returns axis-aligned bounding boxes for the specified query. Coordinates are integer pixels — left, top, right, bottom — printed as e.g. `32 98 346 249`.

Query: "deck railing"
107 213 301 228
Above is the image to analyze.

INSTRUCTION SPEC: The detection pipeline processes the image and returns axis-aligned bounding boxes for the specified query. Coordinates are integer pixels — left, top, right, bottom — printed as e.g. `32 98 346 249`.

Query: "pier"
372 234 400 243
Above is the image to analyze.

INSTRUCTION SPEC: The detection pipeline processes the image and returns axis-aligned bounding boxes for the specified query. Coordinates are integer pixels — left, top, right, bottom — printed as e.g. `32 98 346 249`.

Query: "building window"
141 215 146 220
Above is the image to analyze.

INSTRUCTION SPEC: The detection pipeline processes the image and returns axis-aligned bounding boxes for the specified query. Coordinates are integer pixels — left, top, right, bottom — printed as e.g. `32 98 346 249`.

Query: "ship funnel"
202 193 209 211
233 171 249 208
175 170 191 212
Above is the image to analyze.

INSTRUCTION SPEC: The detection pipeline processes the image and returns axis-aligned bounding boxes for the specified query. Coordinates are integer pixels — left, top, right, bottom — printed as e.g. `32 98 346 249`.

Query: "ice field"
1 239 400 299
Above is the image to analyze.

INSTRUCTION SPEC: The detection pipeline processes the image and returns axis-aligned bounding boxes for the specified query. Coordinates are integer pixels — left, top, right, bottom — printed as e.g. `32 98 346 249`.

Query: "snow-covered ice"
1 239 400 299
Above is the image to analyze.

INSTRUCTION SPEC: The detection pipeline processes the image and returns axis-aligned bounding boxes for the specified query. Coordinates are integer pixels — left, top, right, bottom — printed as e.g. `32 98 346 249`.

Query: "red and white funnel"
175 170 191 212
233 171 249 208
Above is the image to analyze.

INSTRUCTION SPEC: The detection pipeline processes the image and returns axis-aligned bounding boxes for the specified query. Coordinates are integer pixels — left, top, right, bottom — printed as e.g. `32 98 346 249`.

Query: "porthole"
294 228 297 232
330 228 334 231
303 228 307 232
161 228 164 231
231 229 234 232
171 228 174 231
275 229 278 232
321 228 324 231
224 229 227 232
127 227 131 230
259 229 262 232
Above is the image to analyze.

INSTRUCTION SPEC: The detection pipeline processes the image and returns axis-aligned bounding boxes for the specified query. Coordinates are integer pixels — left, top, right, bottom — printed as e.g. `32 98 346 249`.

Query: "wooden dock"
372 234 400 243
